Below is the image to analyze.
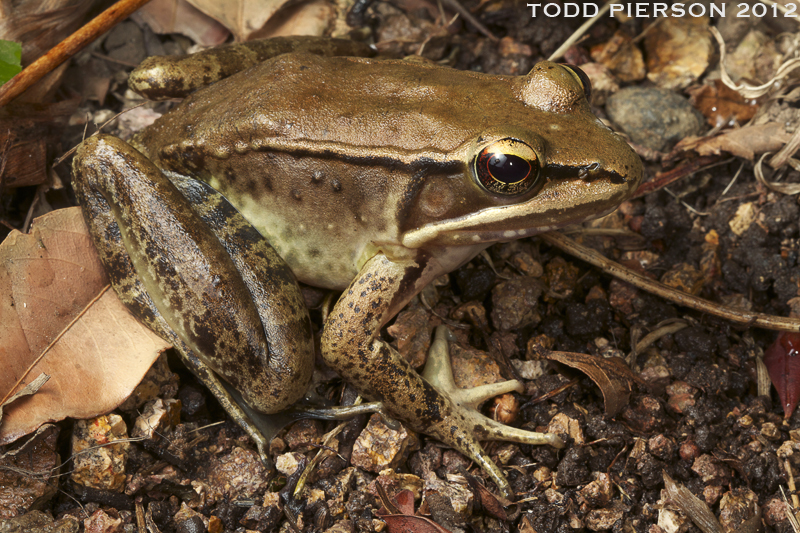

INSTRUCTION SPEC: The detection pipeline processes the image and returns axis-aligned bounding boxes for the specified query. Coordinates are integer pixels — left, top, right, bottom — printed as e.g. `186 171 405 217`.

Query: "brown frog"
72 36 642 498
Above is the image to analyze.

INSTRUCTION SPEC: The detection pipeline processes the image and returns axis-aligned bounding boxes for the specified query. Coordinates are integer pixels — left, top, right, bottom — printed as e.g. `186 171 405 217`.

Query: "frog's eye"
561 64 592 103
474 138 541 196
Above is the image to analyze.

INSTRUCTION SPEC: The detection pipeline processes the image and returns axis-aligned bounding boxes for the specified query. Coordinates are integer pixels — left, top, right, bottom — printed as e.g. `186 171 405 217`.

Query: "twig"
0 0 153 108
540 232 800 332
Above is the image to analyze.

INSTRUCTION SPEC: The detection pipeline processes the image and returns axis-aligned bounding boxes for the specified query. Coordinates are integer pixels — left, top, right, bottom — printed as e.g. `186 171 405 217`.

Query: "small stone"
490 276 543 331
548 412 585 444
386 304 435 368
761 422 780 440
71 414 129 492
762 496 790 526
131 398 181 441
665 381 697 414
719 488 758 533
351 414 410 473
283 419 322 452
275 452 302 476
118 353 179 411
490 394 520 425
578 473 613 508
622 395 666 432
585 508 624 531
648 434 677 461
202 447 269 502
703 485 724 505
692 454 731 485
173 502 208 532
83 509 122 533
679 440 701 462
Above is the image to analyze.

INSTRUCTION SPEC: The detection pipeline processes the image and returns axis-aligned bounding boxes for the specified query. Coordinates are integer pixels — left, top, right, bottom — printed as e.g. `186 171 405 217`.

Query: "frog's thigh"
73 134 310 414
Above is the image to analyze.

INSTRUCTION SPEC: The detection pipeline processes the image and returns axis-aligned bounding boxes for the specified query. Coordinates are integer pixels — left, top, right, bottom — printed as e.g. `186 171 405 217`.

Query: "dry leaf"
589 30 645 83
0 208 169 445
688 80 759 128
253 0 335 39
675 123 792 161
134 0 230 47
545 351 640 417
663 471 724 533
644 16 713 90
763 332 800 419
187 0 320 42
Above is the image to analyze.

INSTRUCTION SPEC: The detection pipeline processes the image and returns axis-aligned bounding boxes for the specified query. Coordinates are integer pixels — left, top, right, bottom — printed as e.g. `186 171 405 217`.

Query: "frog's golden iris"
474 137 541 196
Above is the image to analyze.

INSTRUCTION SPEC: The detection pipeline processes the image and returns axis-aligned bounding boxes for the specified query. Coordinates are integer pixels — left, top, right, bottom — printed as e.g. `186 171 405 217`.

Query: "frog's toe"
422 325 565 449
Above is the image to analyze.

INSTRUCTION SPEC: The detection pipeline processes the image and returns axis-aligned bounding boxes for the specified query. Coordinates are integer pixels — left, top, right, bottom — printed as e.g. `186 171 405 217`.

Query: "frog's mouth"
401 174 635 248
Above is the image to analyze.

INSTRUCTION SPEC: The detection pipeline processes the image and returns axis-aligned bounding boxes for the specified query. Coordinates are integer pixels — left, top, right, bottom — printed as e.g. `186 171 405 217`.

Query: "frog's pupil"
488 153 530 184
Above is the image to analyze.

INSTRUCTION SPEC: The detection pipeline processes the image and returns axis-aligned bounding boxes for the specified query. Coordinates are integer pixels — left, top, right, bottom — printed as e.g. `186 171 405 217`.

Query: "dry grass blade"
663 471 723 533
712 27 800 99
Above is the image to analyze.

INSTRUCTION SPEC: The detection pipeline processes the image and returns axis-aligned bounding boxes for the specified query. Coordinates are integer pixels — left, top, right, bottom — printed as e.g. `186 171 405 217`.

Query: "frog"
72 36 642 499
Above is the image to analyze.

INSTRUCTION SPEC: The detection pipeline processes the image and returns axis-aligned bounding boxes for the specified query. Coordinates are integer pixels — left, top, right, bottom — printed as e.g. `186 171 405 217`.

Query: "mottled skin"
72 37 642 498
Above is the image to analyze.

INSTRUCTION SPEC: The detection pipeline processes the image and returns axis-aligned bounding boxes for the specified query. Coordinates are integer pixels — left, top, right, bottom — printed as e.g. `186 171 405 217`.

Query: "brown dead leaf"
0 208 169 445
545 352 640 417
134 0 230 47
252 0 335 39
644 16 713 90
589 30 645 83
187 0 330 42
0 101 76 188
688 80 760 128
675 123 792 161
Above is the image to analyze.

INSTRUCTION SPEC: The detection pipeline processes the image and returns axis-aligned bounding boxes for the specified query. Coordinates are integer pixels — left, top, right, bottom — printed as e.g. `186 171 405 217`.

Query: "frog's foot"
423 326 565 449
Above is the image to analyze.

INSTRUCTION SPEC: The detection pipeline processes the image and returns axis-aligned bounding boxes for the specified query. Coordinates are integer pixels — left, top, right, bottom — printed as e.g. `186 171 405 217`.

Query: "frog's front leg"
321 253 564 499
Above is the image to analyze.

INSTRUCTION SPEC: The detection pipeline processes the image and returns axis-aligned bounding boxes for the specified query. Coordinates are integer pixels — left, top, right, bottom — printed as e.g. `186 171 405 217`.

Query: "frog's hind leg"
320 253 563 500
72 134 314 460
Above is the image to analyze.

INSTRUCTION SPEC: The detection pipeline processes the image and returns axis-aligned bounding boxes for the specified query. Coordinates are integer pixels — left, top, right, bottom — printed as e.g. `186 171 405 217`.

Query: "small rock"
606 87 705 151
622 395 666 432
719 488 759 533
71 414 129 492
490 276 543 331
83 509 121 533
118 353 179 411
351 414 410 473
284 419 322 452
679 439 701 462
647 434 677 461
665 381 698 414
762 496 790 526
131 398 181 441
692 454 731 485
585 507 624 531
548 412 584 444
703 485 724 506
202 447 269 502
387 304 435 368
578 473 613 508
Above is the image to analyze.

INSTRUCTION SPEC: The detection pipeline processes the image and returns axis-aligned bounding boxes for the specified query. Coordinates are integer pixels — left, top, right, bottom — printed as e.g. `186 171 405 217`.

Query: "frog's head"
400 61 642 250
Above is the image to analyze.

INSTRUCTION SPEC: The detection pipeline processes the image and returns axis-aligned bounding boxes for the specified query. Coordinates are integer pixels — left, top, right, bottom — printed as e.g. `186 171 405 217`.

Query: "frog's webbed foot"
423 326 565 449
